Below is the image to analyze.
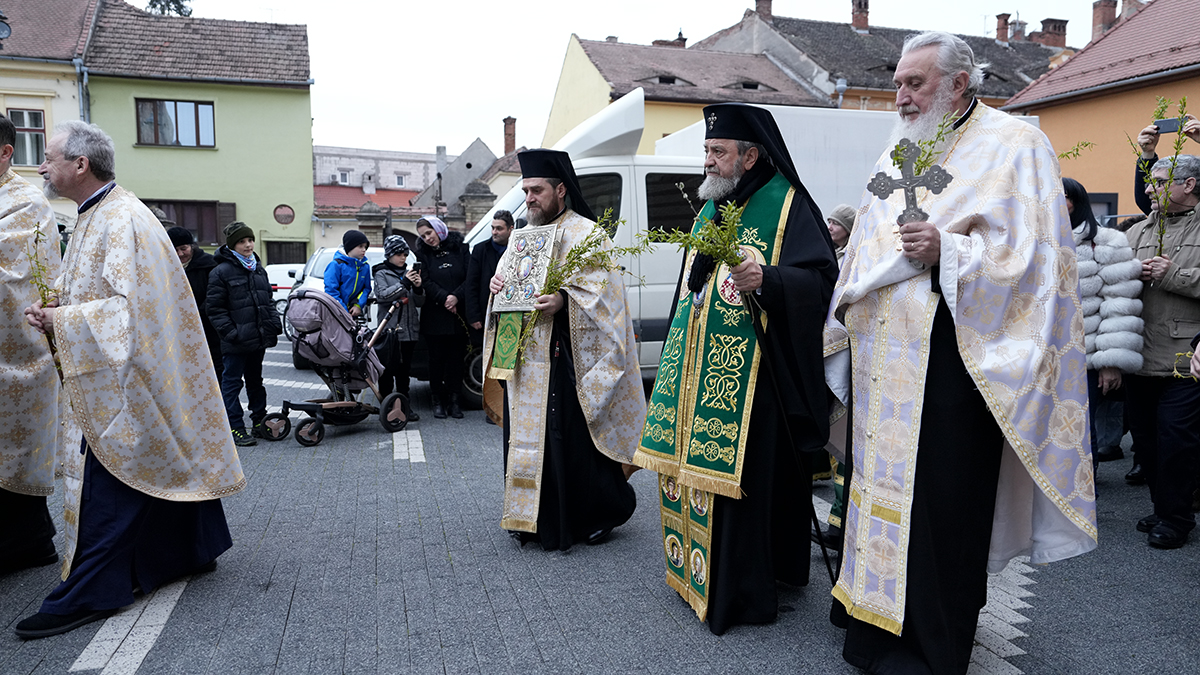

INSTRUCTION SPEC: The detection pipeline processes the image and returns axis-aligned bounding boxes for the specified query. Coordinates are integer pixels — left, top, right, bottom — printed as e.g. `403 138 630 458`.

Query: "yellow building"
542 33 830 155
1005 0 1200 221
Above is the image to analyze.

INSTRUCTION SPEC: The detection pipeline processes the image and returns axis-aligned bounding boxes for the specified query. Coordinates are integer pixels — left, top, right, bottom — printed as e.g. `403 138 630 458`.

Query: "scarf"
231 248 257 271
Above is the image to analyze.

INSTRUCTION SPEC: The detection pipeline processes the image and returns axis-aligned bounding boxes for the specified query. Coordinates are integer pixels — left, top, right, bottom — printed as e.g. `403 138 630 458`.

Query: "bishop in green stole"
633 103 839 634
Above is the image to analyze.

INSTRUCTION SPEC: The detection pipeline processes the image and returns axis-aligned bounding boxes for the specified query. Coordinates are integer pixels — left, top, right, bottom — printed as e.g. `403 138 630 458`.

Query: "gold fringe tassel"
831 584 903 636
678 469 744 500
500 517 538 533
632 450 681 477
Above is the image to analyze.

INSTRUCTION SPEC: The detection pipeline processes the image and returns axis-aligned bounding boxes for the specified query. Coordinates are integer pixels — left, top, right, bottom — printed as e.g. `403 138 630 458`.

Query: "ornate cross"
706 112 717 131
865 138 953 270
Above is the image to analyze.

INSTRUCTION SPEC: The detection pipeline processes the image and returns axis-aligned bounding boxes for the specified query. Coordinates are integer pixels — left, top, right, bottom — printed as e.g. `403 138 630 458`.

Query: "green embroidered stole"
489 312 522 379
636 173 792 621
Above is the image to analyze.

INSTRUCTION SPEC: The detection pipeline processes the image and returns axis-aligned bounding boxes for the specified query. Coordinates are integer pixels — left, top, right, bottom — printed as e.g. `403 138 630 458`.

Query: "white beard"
697 163 745 202
42 179 60 200
886 80 961 154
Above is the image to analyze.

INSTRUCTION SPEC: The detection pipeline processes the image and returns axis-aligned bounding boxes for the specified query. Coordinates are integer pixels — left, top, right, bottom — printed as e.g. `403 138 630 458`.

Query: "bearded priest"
18 121 245 639
633 103 839 635
823 32 1096 673
484 149 643 551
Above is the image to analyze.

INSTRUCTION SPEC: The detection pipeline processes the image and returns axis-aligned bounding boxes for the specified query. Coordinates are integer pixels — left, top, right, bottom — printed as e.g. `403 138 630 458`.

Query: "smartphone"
411 261 423 272
1155 118 1181 134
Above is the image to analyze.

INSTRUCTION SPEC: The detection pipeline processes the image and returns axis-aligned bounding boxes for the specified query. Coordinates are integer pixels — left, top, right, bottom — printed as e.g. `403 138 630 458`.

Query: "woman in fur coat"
1066 178 1144 471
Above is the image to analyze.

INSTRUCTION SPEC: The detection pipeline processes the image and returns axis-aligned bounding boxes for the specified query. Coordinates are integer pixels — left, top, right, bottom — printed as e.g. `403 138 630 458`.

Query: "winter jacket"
324 250 372 311
465 239 505 326
372 261 423 342
1127 208 1200 377
207 246 283 354
414 231 469 336
183 246 223 362
1074 224 1144 372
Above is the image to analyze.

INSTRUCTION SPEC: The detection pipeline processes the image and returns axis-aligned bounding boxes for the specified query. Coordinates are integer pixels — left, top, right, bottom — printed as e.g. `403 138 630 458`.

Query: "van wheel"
460 350 485 410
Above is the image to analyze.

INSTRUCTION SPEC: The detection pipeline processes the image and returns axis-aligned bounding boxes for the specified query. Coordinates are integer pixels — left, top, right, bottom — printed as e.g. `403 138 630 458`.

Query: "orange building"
1005 0 1200 222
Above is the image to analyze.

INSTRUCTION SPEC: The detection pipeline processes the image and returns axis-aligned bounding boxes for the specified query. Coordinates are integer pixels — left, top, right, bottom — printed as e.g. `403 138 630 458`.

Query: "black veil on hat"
703 102 804 192
517 149 597 222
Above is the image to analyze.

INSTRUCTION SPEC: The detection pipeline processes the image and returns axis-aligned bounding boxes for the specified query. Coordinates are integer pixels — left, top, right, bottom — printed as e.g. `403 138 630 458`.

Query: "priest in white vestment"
16 121 245 640
823 33 1096 674
0 114 63 575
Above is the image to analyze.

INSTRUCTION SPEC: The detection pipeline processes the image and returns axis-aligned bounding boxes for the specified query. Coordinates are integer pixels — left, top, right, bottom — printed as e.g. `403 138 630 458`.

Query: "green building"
83 0 313 263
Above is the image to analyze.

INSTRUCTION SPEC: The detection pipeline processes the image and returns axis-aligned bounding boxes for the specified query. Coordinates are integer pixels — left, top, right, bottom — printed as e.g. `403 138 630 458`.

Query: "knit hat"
343 229 370 253
223 221 254 247
383 234 410 259
167 226 194 248
418 216 448 242
827 204 856 233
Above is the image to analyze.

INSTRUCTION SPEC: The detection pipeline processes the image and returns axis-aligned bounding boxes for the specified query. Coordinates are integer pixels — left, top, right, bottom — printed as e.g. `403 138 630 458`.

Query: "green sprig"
643 201 745 269
894 111 957 177
1057 140 1096 161
1131 96 1189 256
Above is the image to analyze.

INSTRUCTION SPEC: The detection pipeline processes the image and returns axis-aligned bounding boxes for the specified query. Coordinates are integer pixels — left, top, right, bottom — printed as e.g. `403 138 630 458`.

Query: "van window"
646 173 705 234
578 173 622 225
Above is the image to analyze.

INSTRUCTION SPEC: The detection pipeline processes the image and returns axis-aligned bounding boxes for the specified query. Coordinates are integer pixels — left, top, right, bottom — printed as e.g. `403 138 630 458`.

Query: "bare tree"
145 0 192 17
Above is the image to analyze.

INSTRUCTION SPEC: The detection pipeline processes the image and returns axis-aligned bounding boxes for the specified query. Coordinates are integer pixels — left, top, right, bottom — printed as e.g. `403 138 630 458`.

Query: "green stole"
634 172 793 619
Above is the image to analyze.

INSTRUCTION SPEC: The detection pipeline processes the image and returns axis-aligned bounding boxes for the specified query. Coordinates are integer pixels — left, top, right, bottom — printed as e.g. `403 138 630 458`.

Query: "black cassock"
504 305 637 552
693 165 839 635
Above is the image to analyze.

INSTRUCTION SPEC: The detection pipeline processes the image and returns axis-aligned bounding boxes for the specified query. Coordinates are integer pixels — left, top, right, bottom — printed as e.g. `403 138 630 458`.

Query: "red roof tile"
1 0 99 60
1006 0 1200 109
86 0 309 85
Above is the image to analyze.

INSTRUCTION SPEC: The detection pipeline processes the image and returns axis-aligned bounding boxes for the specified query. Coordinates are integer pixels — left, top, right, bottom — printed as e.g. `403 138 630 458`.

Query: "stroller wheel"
379 393 409 433
261 412 292 441
296 418 325 446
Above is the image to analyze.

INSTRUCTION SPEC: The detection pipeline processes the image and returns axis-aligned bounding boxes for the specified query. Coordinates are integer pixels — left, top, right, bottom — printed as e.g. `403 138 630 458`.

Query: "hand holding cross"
866 138 954 269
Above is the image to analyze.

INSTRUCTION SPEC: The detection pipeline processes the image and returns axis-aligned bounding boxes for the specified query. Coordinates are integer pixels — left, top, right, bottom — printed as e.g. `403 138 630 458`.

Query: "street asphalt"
2 343 1197 674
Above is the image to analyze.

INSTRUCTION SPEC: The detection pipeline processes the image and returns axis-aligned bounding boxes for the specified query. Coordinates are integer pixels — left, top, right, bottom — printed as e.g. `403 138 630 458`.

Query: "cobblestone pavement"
2 344 1197 674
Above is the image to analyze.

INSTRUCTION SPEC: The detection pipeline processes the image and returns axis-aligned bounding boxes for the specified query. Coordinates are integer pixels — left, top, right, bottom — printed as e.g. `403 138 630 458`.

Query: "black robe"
691 163 839 635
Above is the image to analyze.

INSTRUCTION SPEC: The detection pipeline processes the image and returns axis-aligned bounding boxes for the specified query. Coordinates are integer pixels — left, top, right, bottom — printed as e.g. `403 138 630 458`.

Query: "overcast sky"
189 0 1103 157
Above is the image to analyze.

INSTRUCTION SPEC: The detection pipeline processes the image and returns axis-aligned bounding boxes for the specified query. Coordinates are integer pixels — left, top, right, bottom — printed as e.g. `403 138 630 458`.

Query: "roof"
0 0 99 61
480 147 526 183
85 0 310 85
578 38 831 107
1005 0 1200 109
314 185 421 217
763 17 1058 99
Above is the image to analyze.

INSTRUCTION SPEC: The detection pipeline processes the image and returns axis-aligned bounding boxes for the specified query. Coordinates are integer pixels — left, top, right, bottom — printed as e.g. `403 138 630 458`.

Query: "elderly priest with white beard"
823 31 1097 674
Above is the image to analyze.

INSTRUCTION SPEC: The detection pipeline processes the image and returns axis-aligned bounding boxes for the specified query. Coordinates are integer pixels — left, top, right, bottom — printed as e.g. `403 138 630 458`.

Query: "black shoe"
407 410 420 422
0 543 58 575
231 428 256 447
250 422 270 439
1125 463 1144 485
1148 524 1189 549
1095 446 1124 462
15 608 117 639
811 525 844 549
432 400 447 419
586 528 613 545
447 394 463 419
1137 514 1161 533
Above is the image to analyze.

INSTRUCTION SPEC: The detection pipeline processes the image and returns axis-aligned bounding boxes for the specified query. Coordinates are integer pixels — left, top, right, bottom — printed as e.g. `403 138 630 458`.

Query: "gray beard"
42 180 60 200
697 164 745 202
886 80 961 154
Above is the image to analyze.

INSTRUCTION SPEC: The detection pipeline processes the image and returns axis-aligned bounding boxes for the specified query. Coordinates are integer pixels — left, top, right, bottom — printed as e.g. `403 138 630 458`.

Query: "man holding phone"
1135 113 1200 215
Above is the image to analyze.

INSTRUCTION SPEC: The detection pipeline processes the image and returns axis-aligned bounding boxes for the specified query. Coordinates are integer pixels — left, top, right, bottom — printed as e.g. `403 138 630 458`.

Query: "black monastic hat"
702 102 804 192
516 149 597 222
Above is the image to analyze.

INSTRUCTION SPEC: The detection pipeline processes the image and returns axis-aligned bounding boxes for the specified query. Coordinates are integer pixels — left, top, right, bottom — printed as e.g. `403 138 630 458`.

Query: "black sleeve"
755 195 840 454
206 266 233 338
465 245 484 324
449 249 470 303
1135 154 1156 215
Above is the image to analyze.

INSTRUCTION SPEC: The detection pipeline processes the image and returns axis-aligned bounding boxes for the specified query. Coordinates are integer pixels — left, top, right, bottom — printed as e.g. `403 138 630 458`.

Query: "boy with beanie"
325 230 372 317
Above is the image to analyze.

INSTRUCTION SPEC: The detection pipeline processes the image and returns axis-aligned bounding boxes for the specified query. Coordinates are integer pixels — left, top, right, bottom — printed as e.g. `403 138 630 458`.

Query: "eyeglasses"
1150 177 1184 188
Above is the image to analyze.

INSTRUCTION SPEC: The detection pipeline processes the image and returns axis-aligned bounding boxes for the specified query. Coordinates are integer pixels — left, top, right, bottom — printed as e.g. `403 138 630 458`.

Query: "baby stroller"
261 288 408 446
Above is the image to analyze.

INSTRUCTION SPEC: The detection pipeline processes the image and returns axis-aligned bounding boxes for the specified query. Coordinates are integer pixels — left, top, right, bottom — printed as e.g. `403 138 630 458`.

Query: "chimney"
605 35 618 43
1120 0 1144 21
503 116 516 156
851 0 869 33
1029 18 1067 48
996 13 1010 44
1092 1 1117 41
756 0 772 24
651 30 688 48
1010 19 1027 41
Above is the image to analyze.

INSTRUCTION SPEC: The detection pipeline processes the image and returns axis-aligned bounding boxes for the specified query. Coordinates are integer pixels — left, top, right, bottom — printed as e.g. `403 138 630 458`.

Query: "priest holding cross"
822 32 1097 673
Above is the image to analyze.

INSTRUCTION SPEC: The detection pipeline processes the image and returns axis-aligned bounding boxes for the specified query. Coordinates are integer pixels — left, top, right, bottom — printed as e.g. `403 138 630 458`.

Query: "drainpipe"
72 57 90 122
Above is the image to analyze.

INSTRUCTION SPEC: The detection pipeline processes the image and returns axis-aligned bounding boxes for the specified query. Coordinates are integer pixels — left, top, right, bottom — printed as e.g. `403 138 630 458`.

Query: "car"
266 263 303 315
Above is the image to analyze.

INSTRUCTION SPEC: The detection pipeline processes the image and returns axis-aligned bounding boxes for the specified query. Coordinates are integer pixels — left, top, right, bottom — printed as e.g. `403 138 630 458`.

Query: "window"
265 241 308 265
578 173 622 233
142 199 235 245
645 173 704 235
136 99 215 147
9 109 45 165
395 175 405 188
338 171 351 185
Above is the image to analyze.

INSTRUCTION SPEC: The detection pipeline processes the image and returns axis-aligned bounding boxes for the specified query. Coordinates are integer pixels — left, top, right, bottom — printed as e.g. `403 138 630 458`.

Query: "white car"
265 263 304 314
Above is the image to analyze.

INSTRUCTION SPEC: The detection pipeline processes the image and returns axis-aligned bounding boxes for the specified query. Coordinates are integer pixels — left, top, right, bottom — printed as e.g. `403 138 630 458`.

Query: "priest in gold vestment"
823 33 1096 673
483 149 643 550
0 115 63 575
17 122 245 639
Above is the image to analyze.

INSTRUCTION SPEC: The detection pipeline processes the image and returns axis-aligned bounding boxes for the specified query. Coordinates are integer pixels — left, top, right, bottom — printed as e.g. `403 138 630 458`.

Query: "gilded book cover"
492 224 559 313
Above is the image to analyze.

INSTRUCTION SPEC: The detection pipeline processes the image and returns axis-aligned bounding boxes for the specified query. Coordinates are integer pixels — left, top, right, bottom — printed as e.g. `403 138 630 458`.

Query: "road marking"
393 429 424 463
811 494 1035 674
70 579 189 674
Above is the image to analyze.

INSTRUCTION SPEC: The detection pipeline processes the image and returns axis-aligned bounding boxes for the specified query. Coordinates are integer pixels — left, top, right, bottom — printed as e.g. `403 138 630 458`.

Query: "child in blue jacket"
325 230 372 316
